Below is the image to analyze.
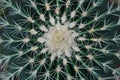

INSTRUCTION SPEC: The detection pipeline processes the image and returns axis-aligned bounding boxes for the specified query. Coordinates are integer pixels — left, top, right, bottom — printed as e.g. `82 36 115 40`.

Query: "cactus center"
43 23 79 57
51 30 66 48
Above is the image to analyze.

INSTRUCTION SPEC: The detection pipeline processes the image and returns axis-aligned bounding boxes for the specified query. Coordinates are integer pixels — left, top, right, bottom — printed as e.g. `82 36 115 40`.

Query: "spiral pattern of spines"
0 0 120 80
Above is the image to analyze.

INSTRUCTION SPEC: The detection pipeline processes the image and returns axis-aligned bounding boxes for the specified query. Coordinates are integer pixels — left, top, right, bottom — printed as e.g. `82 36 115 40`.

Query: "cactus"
0 0 8 16
0 0 120 80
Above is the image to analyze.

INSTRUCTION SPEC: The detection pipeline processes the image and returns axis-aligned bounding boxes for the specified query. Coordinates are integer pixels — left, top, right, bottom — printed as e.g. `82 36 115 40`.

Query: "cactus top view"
0 0 120 80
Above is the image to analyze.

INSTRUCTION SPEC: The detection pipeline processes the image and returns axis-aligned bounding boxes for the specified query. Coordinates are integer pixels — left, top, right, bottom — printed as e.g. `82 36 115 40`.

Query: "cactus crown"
0 0 120 80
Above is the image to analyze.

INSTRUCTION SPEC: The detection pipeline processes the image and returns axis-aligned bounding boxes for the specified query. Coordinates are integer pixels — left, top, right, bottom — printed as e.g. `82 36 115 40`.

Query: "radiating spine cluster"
0 0 120 80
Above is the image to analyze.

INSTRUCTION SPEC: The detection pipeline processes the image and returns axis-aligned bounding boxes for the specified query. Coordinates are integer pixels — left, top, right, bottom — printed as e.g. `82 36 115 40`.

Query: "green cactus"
0 0 120 80
0 0 8 16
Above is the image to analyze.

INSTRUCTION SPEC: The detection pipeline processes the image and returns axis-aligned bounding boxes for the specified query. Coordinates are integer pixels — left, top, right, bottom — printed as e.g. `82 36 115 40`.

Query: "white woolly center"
43 23 79 57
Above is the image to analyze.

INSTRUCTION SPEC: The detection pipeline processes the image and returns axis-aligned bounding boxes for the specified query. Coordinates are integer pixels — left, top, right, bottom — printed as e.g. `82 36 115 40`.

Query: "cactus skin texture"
0 0 120 80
